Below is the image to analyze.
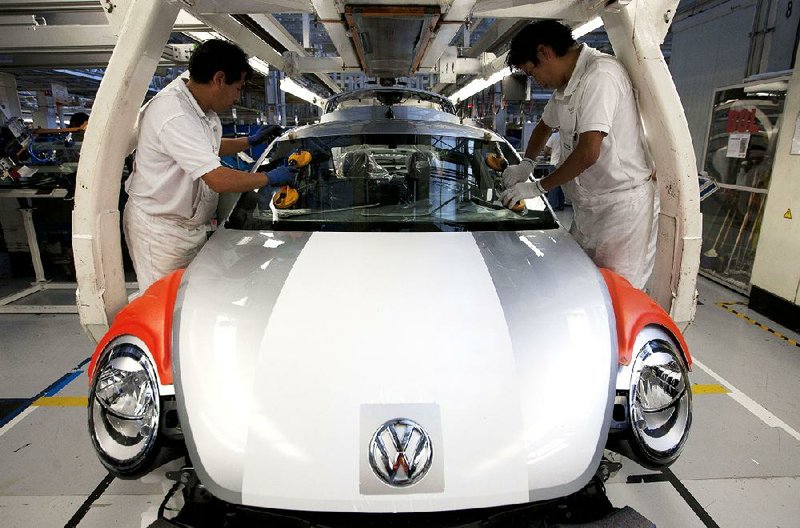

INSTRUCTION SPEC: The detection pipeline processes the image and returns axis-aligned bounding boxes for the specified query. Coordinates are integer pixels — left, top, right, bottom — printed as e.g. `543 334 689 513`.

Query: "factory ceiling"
0 1 671 106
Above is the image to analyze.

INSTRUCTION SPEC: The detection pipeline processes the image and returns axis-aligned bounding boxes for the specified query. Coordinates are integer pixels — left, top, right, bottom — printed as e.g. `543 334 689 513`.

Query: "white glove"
500 179 546 208
501 158 535 188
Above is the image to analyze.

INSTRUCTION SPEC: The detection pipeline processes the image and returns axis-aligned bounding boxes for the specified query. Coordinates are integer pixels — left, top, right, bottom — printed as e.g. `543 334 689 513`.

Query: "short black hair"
69 112 89 128
189 39 253 84
506 20 577 69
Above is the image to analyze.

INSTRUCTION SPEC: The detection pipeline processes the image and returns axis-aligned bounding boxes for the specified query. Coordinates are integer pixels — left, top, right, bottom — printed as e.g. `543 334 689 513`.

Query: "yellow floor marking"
33 396 88 407
692 384 729 395
716 301 800 349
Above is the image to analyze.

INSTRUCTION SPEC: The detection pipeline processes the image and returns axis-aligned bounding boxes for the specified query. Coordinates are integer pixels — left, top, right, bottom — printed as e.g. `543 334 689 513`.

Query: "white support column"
19 208 45 283
102 0 132 34
278 71 287 127
603 0 701 328
32 91 58 129
72 0 180 343
0 73 22 118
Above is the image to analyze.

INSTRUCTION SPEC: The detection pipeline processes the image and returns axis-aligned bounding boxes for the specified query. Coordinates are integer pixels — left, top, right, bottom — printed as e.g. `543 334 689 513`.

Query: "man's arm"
218 124 284 157
219 137 250 157
539 131 604 192
201 166 268 193
524 120 553 160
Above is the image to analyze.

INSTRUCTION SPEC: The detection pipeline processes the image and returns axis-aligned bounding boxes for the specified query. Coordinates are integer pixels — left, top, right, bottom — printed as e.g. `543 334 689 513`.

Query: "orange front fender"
600 269 692 368
87 269 184 386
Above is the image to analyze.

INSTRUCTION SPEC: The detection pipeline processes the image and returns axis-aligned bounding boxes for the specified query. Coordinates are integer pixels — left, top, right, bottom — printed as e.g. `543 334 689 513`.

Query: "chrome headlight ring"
628 330 692 468
88 336 162 477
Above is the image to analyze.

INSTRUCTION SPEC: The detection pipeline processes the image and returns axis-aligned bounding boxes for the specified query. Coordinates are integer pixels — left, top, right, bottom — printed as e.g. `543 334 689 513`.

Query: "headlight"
89 341 161 476
628 338 692 467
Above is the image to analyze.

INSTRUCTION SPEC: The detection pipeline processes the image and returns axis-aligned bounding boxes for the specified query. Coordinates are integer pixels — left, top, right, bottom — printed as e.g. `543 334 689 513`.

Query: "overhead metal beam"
186 12 286 69
283 53 355 74
419 0 478 70
0 51 124 69
464 18 524 57
310 0 360 69
472 0 593 21
0 1 104 14
178 0 313 14
249 14 341 93
0 25 118 51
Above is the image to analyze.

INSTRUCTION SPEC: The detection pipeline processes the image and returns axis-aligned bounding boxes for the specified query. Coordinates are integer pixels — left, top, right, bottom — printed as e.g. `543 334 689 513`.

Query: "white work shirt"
545 131 561 166
542 44 651 205
125 74 222 222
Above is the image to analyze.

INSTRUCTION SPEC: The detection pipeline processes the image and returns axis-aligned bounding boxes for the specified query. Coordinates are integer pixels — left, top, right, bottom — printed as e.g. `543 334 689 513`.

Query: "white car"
88 87 692 525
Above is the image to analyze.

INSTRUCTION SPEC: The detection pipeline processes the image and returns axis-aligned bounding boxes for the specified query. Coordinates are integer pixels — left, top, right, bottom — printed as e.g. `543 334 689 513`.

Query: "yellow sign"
785 209 793 220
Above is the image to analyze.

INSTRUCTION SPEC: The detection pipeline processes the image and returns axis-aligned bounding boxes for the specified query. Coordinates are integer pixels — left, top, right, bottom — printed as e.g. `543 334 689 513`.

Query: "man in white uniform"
500 21 657 290
124 39 294 291
543 130 561 166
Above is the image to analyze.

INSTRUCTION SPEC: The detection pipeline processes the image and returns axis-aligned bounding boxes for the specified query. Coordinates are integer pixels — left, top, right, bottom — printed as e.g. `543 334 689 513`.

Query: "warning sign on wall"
785 209 793 220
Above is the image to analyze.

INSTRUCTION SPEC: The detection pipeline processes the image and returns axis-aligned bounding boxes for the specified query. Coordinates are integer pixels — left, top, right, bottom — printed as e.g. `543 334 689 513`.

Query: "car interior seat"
406 150 433 202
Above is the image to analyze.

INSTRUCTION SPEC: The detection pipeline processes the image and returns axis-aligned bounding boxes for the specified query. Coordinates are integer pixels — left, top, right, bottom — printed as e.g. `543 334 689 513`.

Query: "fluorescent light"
573 17 603 38
448 17 604 104
248 57 270 77
280 77 325 108
448 67 512 104
186 31 223 42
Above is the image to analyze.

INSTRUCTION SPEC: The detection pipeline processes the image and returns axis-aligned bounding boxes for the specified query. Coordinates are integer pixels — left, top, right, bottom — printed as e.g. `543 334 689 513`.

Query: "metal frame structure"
72 0 700 341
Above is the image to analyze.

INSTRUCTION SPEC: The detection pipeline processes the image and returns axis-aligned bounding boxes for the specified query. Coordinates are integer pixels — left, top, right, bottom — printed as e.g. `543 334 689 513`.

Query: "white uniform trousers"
569 179 658 290
123 201 207 292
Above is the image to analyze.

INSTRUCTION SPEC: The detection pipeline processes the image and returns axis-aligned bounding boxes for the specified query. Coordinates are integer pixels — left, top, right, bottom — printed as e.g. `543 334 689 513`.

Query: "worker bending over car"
123 39 294 291
500 21 658 290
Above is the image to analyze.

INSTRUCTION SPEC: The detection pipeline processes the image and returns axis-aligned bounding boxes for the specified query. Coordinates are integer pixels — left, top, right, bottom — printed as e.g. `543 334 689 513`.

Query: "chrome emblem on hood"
368 418 433 487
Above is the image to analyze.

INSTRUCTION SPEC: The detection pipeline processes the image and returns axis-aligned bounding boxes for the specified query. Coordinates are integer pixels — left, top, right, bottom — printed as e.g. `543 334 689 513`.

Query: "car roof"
323 86 456 115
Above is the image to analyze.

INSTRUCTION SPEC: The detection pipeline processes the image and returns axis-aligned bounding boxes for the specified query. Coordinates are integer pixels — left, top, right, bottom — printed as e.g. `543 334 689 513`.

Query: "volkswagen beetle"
87 87 692 525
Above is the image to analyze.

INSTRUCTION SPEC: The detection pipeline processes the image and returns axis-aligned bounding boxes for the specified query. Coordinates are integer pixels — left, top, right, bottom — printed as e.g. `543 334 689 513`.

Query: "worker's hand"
500 180 545 208
501 158 535 188
248 124 284 147
265 165 297 187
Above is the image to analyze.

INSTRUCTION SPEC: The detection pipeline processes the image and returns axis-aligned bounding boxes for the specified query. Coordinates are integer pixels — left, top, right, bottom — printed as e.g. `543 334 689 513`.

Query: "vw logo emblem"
368 418 433 487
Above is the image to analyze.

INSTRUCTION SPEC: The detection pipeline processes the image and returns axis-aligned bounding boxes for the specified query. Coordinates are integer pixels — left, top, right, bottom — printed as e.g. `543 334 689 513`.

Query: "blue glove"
266 165 297 187
247 124 283 147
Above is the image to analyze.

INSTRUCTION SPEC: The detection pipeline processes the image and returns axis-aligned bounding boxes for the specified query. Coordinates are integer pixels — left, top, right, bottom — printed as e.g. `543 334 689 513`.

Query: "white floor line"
693 358 800 442
0 407 37 438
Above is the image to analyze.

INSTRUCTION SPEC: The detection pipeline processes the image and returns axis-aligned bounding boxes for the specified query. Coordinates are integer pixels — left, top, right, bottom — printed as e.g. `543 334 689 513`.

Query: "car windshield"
226 133 558 232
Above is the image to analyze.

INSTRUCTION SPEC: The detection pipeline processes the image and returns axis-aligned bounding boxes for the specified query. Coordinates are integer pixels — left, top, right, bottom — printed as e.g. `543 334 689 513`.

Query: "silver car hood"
173 228 617 513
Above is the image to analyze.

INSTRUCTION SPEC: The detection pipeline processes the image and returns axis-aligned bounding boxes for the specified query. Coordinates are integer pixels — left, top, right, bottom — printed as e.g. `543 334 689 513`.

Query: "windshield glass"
226 133 558 232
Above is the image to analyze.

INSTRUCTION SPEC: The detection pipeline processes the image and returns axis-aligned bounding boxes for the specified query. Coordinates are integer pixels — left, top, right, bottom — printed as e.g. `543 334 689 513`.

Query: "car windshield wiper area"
469 196 505 210
360 200 434 218
275 203 380 219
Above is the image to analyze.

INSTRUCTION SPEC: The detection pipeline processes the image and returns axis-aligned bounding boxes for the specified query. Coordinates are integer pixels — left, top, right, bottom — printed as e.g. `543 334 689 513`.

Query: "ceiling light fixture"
280 77 325 108
572 17 604 38
448 67 511 104
248 57 270 77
